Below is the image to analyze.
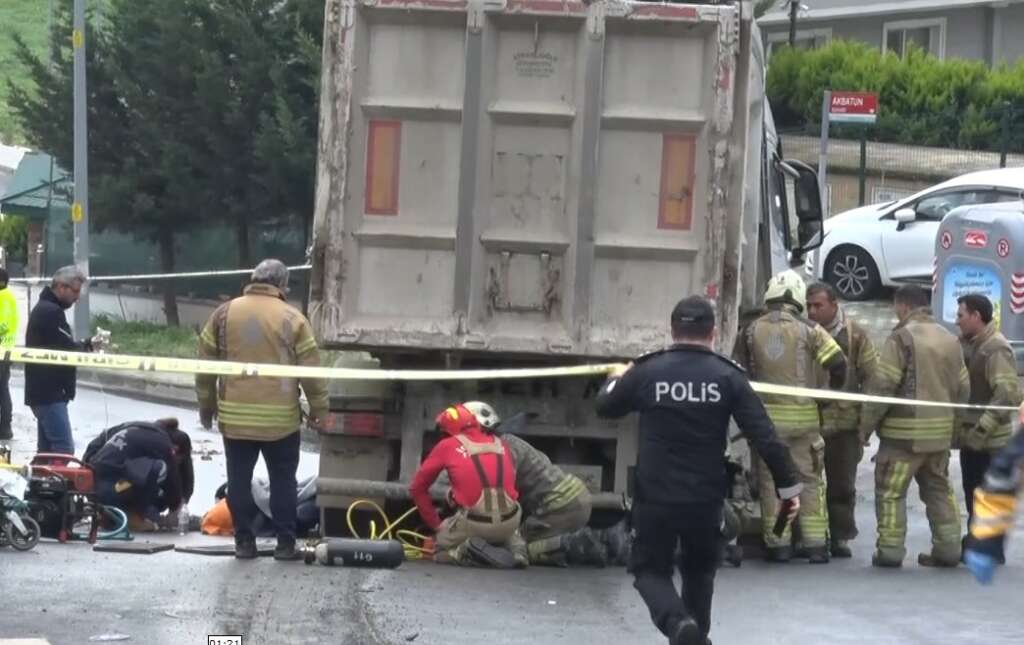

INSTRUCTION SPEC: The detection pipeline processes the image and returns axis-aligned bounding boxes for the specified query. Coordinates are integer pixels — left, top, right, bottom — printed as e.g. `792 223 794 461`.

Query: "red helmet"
434 403 480 436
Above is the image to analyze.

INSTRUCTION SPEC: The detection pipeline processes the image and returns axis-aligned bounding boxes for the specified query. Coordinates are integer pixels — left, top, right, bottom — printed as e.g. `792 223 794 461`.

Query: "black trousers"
630 501 721 639
224 432 301 543
0 361 11 439
960 448 993 522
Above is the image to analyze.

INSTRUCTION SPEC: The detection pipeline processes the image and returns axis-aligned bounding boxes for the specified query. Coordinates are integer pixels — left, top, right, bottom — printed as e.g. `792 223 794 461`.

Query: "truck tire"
824 246 881 301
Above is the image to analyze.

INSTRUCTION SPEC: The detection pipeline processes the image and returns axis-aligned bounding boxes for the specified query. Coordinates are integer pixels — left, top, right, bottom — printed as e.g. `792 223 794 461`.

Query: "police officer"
596 296 801 645
734 270 847 563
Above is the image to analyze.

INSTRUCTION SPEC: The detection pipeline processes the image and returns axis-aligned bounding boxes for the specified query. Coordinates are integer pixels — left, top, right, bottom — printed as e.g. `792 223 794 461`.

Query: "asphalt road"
3 379 1024 645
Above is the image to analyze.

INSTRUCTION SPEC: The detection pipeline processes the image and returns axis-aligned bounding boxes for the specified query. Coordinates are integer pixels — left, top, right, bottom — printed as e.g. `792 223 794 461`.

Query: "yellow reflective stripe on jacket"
296 336 318 356
970 490 1017 540
879 416 955 440
217 399 300 427
875 361 903 382
764 403 820 425
540 475 587 513
816 337 841 365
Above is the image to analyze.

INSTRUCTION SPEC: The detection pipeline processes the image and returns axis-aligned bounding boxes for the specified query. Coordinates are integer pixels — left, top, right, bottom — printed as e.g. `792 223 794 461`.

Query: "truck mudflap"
316 476 628 511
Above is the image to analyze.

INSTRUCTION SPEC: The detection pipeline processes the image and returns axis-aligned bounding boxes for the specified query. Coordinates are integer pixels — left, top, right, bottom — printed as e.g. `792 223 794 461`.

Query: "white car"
806 167 1024 300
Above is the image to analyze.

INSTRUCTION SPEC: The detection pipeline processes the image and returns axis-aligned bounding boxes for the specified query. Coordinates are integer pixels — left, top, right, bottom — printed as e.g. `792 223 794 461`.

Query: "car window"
913 190 1012 221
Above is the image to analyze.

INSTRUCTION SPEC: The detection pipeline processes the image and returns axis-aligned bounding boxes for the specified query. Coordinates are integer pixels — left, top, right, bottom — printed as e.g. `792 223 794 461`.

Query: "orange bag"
200 498 235 536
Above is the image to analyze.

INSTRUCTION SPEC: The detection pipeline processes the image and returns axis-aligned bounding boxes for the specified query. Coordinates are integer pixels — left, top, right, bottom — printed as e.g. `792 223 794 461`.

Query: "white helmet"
463 401 501 430
764 270 807 312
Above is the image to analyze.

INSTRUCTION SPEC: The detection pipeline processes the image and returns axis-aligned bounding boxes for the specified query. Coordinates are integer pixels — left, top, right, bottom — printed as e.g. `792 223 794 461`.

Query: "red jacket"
409 429 519 530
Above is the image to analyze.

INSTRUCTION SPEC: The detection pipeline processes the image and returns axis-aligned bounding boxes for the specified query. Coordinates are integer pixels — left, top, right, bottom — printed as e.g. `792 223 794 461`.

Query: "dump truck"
308 0 824 532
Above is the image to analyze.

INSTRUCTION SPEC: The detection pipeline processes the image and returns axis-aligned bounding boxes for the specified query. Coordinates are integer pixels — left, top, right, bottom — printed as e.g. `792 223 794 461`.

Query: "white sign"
942 263 1003 326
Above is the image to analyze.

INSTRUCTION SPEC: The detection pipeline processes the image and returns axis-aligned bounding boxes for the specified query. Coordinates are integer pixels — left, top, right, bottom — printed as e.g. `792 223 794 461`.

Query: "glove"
964 549 996 585
199 408 216 430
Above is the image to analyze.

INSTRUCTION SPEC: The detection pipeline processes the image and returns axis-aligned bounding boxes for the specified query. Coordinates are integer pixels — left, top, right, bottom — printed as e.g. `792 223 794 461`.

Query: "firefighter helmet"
463 401 501 431
434 403 480 436
763 269 807 312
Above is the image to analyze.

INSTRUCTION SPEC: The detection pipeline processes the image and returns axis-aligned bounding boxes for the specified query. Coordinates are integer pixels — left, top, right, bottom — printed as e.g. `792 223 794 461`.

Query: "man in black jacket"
596 296 802 645
25 266 91 454
84 419 190 531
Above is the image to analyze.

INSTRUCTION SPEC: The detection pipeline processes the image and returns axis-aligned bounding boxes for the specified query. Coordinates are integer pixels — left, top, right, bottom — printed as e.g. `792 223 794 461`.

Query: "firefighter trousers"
824 430 863 541
756 433 829 548
874 442 961 564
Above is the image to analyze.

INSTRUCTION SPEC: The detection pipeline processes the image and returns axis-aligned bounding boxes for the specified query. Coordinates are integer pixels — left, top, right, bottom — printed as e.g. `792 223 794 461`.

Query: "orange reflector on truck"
658 134 696 230
365 120 401 215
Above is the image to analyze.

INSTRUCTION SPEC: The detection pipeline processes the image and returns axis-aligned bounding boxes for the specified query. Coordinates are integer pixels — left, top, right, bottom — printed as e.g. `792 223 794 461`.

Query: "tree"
8 0 208 325
8 0 324 324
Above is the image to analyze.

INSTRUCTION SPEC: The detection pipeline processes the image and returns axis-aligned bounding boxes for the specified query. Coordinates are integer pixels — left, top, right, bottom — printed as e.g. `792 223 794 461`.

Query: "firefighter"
805 282 878 558
409 403 526 568
596 295 801 645
954 293 1022 564
733 270 847 564
462 402 597 567
860 285 970 568
196 259 330 561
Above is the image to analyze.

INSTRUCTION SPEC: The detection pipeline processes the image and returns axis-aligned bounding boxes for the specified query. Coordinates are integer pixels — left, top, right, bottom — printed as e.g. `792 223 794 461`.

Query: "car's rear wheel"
824 246 881 301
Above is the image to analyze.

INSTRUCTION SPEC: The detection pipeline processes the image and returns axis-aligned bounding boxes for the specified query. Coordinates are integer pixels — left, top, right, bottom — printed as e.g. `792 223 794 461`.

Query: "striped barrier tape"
3 346 1019 412
9 264 313 284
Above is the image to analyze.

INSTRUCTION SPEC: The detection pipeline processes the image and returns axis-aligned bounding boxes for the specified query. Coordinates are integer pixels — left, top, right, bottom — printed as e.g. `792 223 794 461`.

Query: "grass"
0 0 50 145
92 314 199 359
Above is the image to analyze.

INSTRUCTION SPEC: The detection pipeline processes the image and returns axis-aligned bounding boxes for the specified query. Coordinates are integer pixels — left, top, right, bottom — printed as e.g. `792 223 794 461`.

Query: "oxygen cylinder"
303 538 405 568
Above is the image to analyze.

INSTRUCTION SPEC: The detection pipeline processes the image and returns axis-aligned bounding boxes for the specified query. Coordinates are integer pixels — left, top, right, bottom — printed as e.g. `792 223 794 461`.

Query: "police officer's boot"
668 617 701 645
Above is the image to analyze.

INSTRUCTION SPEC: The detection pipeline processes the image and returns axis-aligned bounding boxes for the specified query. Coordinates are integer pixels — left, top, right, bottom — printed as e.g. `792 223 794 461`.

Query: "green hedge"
767 40 1024 152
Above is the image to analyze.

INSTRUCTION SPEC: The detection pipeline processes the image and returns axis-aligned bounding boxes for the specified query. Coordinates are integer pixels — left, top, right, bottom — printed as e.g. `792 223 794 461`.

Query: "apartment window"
766 28 833 58
883 18 946 59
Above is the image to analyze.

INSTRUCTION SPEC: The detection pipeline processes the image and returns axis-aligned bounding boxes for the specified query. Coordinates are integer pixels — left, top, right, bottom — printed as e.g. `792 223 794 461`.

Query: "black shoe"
235 536 258 560
917 553 959 568
831 540 853 558
465 537 518 569
807 546 830 564
669 618 701 645
764 546 792 563
274 540 304 561
871 552 902 568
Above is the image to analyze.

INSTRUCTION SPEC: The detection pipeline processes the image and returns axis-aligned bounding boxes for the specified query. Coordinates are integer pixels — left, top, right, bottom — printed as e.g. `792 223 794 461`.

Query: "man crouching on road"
462 401 598 566
196 259 329 561
409 403 527 568
596 296 801 645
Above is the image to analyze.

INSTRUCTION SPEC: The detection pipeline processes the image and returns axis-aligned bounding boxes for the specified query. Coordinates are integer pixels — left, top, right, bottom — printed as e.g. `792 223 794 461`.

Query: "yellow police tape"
4 346 1018 412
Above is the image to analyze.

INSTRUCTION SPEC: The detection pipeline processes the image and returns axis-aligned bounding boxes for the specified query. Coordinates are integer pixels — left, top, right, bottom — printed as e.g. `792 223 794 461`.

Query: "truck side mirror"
778 159 824 260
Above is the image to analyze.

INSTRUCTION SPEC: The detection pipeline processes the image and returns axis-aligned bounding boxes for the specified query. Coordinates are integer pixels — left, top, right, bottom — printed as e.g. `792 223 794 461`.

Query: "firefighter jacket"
733 303 847 438
819 308 879 436
196 283 330 441
860 307 969 452
957 322 1022 452
500 433 587 516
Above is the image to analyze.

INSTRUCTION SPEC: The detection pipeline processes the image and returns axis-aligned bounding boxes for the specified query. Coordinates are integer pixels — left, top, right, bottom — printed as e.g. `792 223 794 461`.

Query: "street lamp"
72 0 91 339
